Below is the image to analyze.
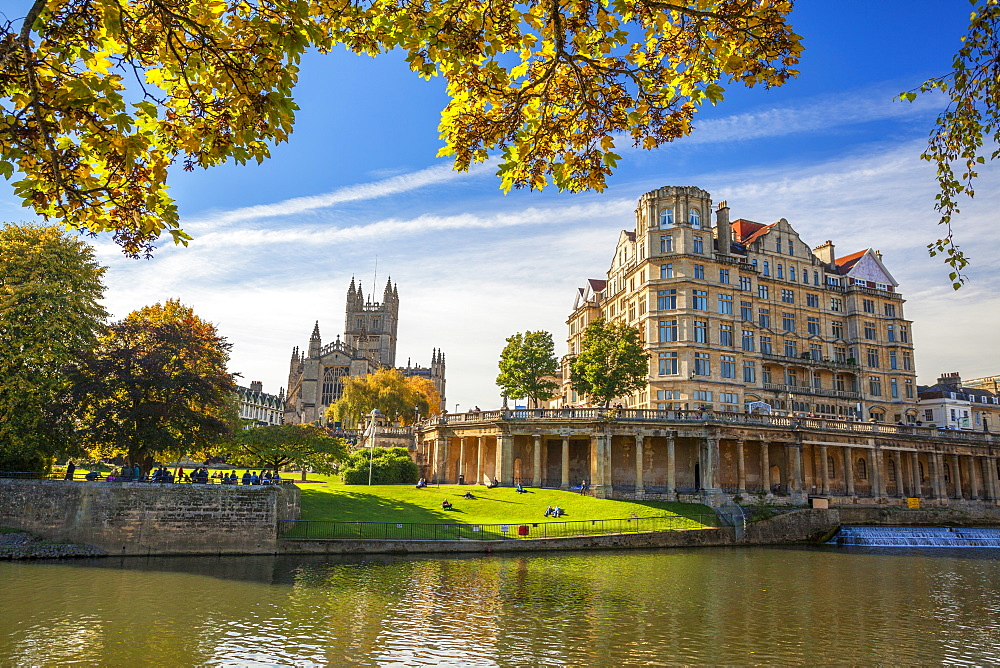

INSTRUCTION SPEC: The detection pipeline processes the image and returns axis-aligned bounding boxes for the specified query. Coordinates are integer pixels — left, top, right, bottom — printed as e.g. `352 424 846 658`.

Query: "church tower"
345 277 399 367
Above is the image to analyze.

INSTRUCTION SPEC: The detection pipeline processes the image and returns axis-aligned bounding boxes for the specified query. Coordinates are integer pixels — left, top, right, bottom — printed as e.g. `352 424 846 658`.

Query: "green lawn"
299 484 716 526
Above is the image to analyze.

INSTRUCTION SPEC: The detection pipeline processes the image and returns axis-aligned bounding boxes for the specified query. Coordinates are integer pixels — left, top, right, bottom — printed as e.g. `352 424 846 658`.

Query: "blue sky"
3 0 998 409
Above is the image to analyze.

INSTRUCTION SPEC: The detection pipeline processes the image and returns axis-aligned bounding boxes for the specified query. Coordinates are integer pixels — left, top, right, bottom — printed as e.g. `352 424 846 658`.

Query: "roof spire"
310 321 321 340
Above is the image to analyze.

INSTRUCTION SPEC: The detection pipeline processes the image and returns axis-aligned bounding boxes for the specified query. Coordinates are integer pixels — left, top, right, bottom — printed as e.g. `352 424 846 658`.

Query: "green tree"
496 330 559 407
340 446 419 485
69 299 236 468
1 0 800 256
570 318 648 408
328 367 440 427
220 423 346 473
0 224 107 471
902 0 1000 287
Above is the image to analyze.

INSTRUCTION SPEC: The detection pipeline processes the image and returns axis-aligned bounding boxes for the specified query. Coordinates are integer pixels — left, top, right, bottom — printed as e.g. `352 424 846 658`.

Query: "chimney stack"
814 240 836 266
715 201 731 257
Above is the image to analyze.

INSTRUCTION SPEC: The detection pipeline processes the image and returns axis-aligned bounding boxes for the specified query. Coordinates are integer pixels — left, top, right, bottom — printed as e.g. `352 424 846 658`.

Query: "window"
720 355 737 378
857 458 868 480
762 368 772 383
902 352 912 370
739 276 752 291
884 303 896 317
763 261 770 276
659 208 674 226
719 324 734 347
924 408 934 421
806 293 819 308
830 297 843 312
900 326 909 343
887 324 895 342
694 352 710 376
891 378 899 398
758 285 770 300
692 290 708 310
781 289 795 304
776 236 782 253
321 366 348 405
782 312 795 331
658 352 678 375
758 309 771 329
864 322 876 340
659 235 673 253
658 320 678 342
834 346 847 362
718 294 734 314
788 240 794 256
789 266 796 282
905 379 914 398
889 350 898 369
657 289 677 310
719 268 730 284
809 343 823 360
828 457 836 478
660 263 674 279
693 390 712 401
869 376 882 396
693 236 704 253
690 208 701 227
721 392 739 404
694 320 708 343
741 301 753 321
807 317 820 335
831 321 844 339
760 336 772 354
863 299 875 313
866 349 879 368
784 340 798 358
786 369 798 386
694 264 705 279
742 330 755 352
777 264 784 279
835 375 846 391
814 271 820 286
743 361 756 383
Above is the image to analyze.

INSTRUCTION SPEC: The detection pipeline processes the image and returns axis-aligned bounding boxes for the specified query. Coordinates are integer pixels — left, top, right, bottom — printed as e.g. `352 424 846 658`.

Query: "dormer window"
659 208 674 226
689 209 701 228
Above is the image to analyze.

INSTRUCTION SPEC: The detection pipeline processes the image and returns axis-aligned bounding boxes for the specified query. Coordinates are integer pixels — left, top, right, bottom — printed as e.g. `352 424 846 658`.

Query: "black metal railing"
278 514 724 541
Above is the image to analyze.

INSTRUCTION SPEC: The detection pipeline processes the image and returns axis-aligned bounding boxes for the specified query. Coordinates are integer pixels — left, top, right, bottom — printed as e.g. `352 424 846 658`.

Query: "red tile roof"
588 279 607 292
731 219 764 242
835 249 868 274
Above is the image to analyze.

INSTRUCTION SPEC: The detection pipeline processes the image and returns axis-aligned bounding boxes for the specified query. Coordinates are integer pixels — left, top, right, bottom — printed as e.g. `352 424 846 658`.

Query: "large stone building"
237 381 285 427
561 186 918 422
919 372 1000 431
284 278 446 424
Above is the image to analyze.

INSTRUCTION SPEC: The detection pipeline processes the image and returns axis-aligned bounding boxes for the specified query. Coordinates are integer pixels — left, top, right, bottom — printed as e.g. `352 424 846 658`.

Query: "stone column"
703 437 721 494
736 439 747 495
498 434 514 485
911 451 921 497
892 450 906 499
932 453 945 501
591 434 610 497
635 434 646 497
819 445 829 495
458 437 466 483
789 444 803 496
666 434 676 496
986 457 999 501
872 447 884 499
843 446 855 497
561 437 570 489
760 441 770 495
434 437 447 483
532 435 543 487
968 455 980 500
951 454 962 499
476 437 484 486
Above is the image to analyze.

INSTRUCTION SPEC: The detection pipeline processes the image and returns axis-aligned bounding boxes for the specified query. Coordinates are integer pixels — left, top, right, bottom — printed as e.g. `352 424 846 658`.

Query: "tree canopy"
220 423 346 473
69 299 237 467
1 0 800 256
570 318 648 407
496 330 560 407
328 367 441 427
0 223 107 471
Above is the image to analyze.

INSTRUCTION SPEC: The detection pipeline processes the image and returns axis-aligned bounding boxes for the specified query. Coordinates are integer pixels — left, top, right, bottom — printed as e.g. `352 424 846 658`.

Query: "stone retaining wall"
0 479 300 555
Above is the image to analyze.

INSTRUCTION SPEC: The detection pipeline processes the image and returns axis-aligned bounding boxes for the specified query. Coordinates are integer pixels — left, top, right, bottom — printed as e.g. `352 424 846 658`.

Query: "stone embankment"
0 531 106 560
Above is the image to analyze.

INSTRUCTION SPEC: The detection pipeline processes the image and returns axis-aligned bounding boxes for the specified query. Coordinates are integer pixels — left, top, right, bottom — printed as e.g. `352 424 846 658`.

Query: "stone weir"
0 479 300 556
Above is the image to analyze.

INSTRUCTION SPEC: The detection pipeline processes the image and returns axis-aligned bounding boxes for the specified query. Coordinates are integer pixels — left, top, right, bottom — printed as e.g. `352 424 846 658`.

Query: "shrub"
340 447 418 485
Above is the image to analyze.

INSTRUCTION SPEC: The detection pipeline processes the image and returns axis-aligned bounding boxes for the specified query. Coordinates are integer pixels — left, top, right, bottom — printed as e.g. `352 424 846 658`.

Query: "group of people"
415 478 428 488
83 463 283 485
543 506 565 518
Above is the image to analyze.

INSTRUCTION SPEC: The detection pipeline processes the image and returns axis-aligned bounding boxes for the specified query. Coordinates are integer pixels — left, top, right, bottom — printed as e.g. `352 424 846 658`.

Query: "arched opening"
659 208 673 226
944 462 951 483
690 208 701 228
919 461 926 482
887 458 896 483
694 462 701 490
856 457 867 480
513 457 523 485
827 456 836 479
770 465 781 487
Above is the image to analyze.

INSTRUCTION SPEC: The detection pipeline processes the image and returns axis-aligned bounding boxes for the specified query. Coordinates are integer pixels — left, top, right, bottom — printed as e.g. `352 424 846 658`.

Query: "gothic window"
321 367 349 405
856 458 867 480
827 456 836 479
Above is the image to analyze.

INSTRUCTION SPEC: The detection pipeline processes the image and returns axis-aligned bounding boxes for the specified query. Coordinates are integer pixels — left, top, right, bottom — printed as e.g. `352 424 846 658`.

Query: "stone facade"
237 380 285 427
918 372 1000 430
284 278 446 424
561 186 918 423
416 409 1000 509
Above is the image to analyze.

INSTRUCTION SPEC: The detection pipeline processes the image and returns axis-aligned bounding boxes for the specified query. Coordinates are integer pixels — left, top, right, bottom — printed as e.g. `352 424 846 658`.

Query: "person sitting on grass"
552 506 564 518
416 478 427 489
462 491 475 500
487 478 499 488
441 499 453 510
544 506 554 517
515 483 527 494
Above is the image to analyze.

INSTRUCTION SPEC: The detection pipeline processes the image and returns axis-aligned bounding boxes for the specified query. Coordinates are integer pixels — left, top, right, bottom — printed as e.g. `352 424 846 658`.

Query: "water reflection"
2 547 999 665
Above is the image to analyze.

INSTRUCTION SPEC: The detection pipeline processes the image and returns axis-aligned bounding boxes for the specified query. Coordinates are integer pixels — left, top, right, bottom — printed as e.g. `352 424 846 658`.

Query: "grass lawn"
299 484 716 527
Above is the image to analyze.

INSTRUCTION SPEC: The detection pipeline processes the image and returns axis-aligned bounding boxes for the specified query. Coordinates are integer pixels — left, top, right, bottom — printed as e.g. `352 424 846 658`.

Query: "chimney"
814 240 836 266
937 372 962 389
250 381 263 394
715 201 731 257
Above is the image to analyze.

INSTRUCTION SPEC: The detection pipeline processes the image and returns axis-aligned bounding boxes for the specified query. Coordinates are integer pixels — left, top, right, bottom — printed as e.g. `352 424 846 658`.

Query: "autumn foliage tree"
1 0 801 255
69 300 237 468
570 318 648 407
327 367 441 428
0 223 107 471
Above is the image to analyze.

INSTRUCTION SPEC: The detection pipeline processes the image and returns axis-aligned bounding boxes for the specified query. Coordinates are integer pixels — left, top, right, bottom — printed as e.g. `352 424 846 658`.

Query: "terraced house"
562 186 919 423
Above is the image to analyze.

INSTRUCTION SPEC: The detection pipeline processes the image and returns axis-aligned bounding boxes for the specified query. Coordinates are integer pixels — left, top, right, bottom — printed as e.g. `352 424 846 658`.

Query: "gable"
844 252 897 287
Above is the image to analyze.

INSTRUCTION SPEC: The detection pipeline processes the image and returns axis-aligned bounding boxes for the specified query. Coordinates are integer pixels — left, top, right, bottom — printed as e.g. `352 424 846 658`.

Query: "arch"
887 457 896 483
659 208 674 226
944 462 951 483
919 461 925 482
321 366 349 405
856 457 867 480
513 457 523 484
689 208 701 228
770 464 781 487
827 455 836 479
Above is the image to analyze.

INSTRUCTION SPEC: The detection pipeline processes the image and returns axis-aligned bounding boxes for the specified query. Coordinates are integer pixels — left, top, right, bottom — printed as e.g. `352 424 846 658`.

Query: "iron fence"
278 514 724 542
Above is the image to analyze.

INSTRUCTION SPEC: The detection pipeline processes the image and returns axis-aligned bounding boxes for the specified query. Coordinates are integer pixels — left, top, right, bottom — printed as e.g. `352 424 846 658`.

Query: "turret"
308 321 321 357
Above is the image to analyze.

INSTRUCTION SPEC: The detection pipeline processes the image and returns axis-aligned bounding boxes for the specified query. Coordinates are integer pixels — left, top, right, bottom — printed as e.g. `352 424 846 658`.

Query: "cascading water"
829 526 1000 547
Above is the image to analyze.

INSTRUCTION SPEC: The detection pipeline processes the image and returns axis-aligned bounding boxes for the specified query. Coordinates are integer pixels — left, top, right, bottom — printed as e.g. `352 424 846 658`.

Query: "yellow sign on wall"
907 497 921 509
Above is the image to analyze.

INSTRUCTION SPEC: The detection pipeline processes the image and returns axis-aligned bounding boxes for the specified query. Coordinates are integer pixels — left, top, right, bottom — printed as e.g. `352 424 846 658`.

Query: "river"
2 546 999 665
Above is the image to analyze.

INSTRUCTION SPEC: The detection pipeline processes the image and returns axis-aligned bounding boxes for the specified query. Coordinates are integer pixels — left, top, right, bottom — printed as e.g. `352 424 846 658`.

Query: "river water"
2 547 999 665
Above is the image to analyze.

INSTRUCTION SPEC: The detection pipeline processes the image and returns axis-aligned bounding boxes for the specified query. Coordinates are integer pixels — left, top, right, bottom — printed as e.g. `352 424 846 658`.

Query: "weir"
830 526 1000 548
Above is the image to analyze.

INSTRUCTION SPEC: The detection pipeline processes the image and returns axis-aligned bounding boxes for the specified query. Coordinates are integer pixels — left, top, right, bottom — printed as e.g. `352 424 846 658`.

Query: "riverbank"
0 530 105 560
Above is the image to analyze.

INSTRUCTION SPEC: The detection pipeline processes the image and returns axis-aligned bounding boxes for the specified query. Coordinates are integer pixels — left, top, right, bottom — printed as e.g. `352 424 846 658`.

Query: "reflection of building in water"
283 278 446 424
